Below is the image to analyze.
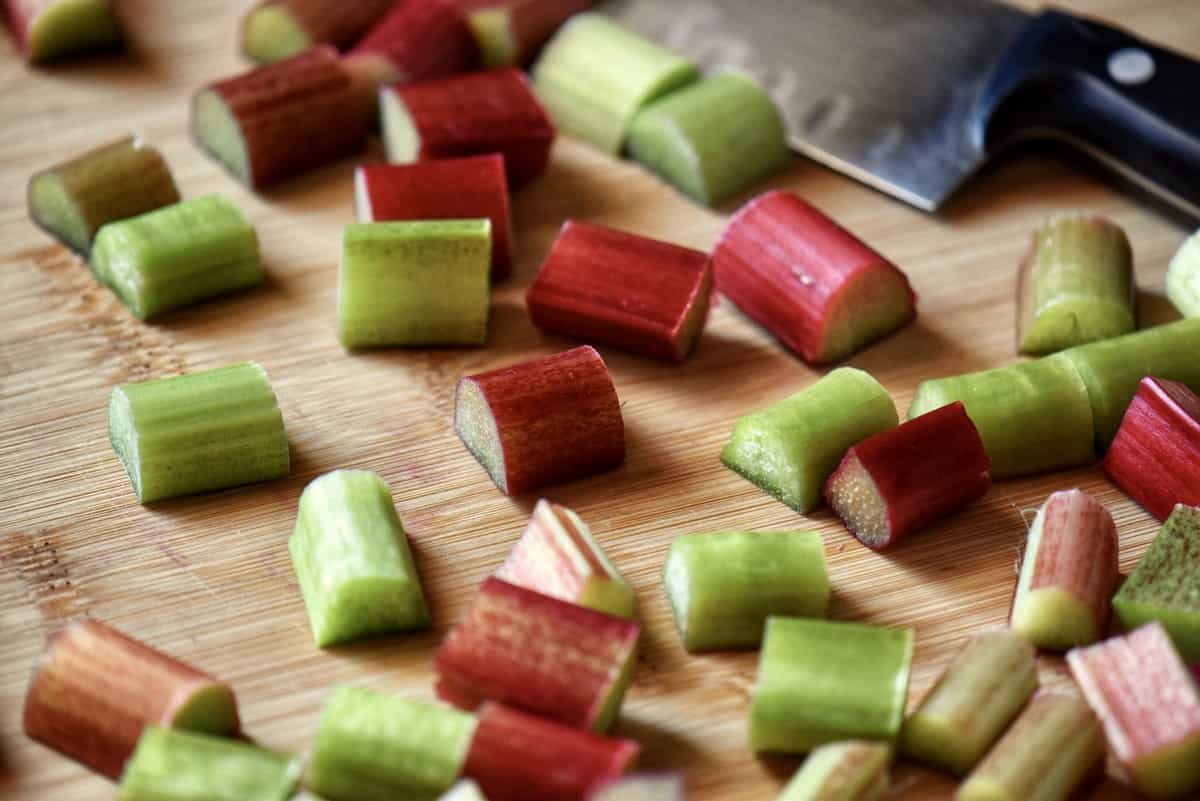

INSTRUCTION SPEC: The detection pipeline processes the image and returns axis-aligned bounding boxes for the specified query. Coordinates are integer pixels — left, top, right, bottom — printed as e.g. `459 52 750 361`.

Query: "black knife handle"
977 9 1200 217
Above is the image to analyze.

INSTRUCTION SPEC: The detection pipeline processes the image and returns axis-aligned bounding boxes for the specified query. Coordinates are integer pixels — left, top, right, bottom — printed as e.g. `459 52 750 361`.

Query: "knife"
603 0 1200 217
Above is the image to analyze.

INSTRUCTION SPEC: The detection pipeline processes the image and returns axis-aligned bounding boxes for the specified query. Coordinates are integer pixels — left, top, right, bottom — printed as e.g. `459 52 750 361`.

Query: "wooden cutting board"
2 1 1197 799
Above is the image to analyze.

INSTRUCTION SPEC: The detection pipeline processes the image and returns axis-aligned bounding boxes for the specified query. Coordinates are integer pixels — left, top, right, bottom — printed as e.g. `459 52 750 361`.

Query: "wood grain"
1 2 1197 799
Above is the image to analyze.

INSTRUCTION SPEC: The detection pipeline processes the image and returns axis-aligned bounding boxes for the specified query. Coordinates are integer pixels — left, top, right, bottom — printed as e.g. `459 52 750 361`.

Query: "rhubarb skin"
1068 623 1200 799
462 703 639 801
460 0 591 67
712 191 917 365
6 0 121 63
823 402 990 551
381 67 556 187
354 156 514 281
240 0 394 63
23 619 239 780
1103 377 1200 520
435 576 640 732
777 741 891 801
1009 489 1120 651
526 220 714 362
1167 230 1200 318
454 346 624 495
344 0 479 88
496 498 636 619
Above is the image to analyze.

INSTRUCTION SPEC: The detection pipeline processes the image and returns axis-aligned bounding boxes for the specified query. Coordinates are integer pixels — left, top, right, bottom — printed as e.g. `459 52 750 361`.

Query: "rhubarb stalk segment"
240 0 394 63
712 191 917 364
344 0 480 88
460 0 591 67
776 741 891 801
6 0 122 63
1167 230 1200 318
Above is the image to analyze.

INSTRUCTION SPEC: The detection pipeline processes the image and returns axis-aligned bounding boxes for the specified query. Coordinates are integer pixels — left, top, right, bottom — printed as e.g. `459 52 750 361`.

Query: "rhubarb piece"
956 689 1104 801
750 616 914 754
435 576 640 731
496 498 635 619
91 195 264 320
1103 377 1200 520
907 356 1094 479
338 220 491 348
1113 505 1200 661
1167 231 1200 318
6 0 121 62
1017 214 1136 355
461 0 590 67
589 773 684 801
532 13 697 154
381 67 556 186
721 367 898 514
463 703 638 801
22 619 239 780
823 402 990 550
309 685 477 801
1009 489 1119 651
525 220 713 362
454 346 624 495
628 72 789 206
662 531 829 653
108 362 289 503
240 0 394 63
441 780 489 801
344 0 479 88
354 156 513 280
289 470 429 647
776 741 891 801
27 136 179 257
1068 623 1200 799
192 46 369 190
900 630 1037 775
712 191 917 364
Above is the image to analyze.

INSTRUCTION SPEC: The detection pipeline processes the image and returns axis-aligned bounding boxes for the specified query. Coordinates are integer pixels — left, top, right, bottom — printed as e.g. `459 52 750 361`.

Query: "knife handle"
978 10 1200 217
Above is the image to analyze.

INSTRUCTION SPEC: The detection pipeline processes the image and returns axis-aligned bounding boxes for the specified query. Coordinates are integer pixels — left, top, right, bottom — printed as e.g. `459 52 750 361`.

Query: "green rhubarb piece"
777 741 891 801
1168 231 1200 318
1017 214 1135 355
722 367 898 514
108 362 289 503
338 220 492 348
308 685 477 801
900 630 1037 776
750 616 914 754
1113 504 1200 662
532 13 698 154
289 469 429 647
117 727 300 801
91 195 264 319
628 71 789 206
907 356 1094 479
662 530 829 652
20 0 122 64
467 7 516 68
241 4 312 64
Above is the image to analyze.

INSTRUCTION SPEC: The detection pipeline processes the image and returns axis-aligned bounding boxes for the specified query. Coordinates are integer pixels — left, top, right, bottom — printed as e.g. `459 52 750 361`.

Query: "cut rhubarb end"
347 0 479 86
9 0 122 63
588 773 685 801
240 4 310 63
1167 231 1200 318
462 0 591 67
240 0 394 62
441 780 488 801
777 741 891 801
22 619 239 779
1068 623 1200 799
526 220 714 362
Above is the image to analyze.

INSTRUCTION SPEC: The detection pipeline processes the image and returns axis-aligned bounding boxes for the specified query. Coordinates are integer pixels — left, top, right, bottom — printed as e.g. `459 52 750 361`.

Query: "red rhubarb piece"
241 0 395 57
345 0 479 87
1103 376 1200 520
459 0 591 66
712 190 917 364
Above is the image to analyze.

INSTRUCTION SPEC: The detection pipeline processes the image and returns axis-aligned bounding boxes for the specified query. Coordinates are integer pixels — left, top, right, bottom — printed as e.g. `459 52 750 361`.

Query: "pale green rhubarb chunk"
18 0 122 64
108 362 289 503
750 616 913 754
240 3 312 64
1168 230 1200 318
289 470 429 647
662 531 829 652
338 220 492 348
532 13 698 154
777 741 891 801
722 367 898 513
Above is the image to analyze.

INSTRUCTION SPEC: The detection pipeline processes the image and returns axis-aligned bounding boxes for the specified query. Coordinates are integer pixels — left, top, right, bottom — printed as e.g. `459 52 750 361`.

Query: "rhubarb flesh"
721 367 898 514
462 0 590 67
750 616 913 754
1167 230 1200 317
344 0 479 88
712 191 917 364
900 630 1037 775
589 773 684 801
108 362 289 503
441 780 488 801
777 741 891 801
496 498 635 619
525 220 714 362
7 0 121 62
662 531 829 652
240 0 394 63
823 401 990 550
1068 623 1200 799
454 346 624 495
1010 489 1119 650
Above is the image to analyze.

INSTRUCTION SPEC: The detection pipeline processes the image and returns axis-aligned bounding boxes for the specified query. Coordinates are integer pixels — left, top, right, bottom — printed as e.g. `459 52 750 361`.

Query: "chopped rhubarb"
6 0 121 63
441 780 489 801
240 0 394 63
1167 230 1200 318
460 0 590 67
344 0 479 88
526 220 714 362
589 773 685 801
777 741 891 801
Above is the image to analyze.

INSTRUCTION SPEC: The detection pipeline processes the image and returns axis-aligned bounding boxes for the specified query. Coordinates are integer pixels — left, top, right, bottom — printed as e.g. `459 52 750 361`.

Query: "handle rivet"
1108 48 1155 85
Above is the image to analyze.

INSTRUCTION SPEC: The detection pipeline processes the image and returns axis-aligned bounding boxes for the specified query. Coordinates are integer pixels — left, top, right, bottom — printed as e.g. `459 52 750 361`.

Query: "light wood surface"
2 2 1198 799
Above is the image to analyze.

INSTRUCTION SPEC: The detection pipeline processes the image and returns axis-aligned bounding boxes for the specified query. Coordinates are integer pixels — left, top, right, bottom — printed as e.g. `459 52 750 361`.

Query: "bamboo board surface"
2 1 1199 799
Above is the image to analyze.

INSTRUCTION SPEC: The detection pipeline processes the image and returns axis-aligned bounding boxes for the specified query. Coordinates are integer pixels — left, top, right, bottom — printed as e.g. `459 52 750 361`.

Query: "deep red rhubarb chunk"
526 220 714 362
822 401 990 549
345 0 479 87
1103 376 1200 520
712 190 917 364
435 577 640 731
355 155 513 280
459 0 591 66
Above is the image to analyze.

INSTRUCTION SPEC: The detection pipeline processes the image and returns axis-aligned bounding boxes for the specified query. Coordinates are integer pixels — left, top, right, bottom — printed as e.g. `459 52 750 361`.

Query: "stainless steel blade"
604 0 1031 210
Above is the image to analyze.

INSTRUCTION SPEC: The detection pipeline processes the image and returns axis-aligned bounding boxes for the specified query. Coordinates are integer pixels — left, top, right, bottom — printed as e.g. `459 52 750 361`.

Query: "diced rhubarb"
240 0 394 63
777 741 891 801
344 0 479 88
1167 230 1200 318
5 0 121 63
526 220 713 362
589 773 685 801
460 0 590 67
